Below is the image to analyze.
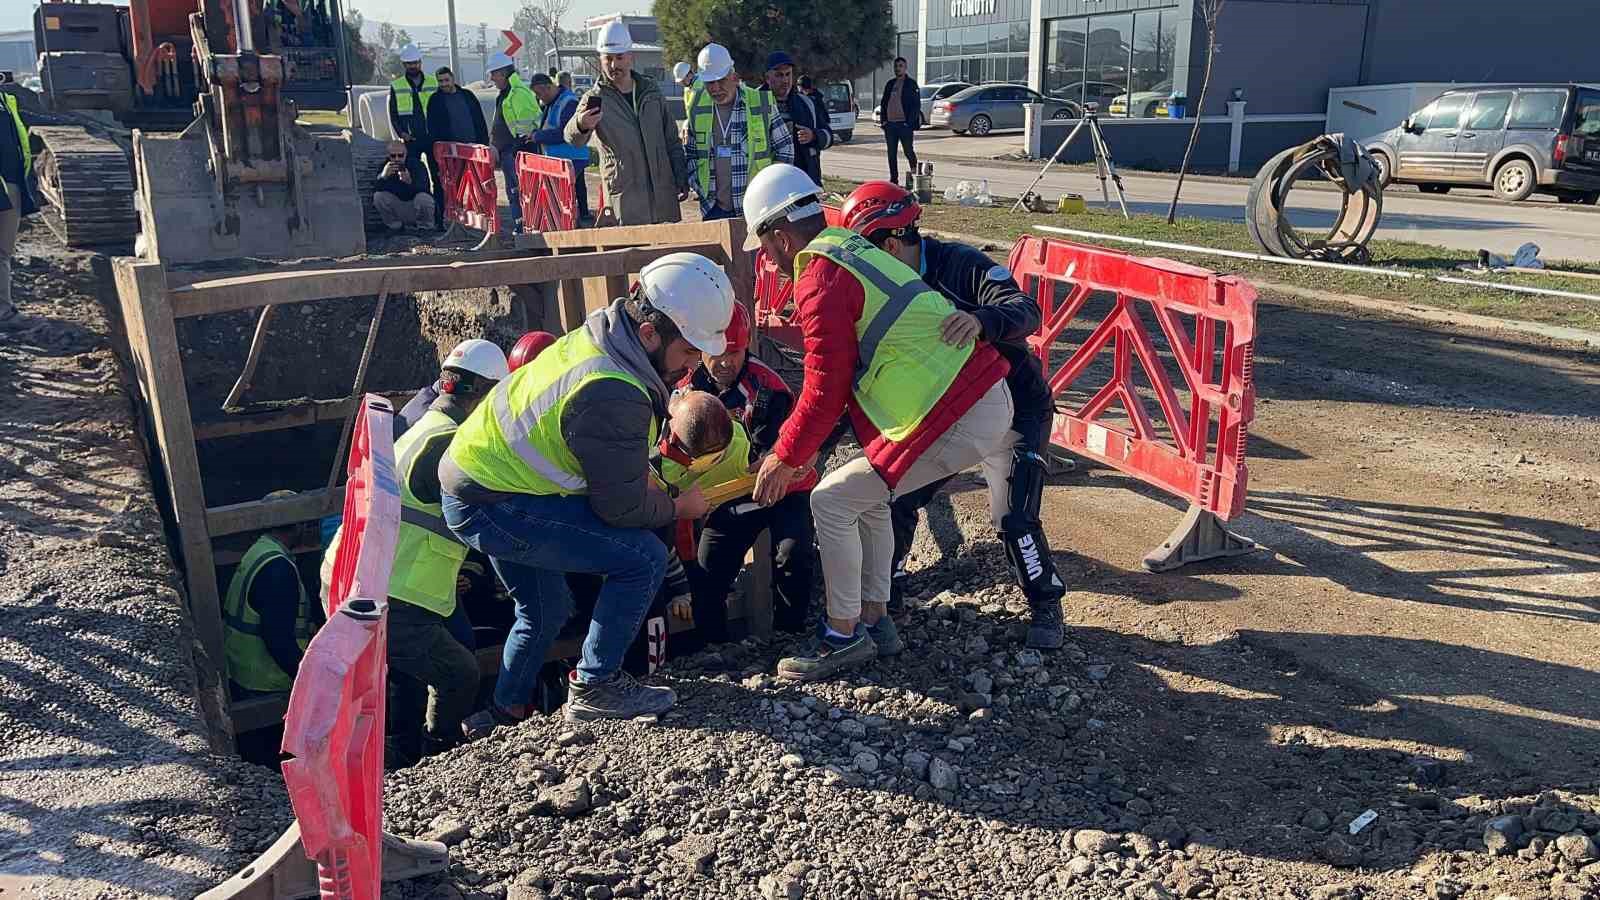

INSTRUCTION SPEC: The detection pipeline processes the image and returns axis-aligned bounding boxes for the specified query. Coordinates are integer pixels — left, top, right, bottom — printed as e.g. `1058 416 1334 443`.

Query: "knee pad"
1001 448 1046 534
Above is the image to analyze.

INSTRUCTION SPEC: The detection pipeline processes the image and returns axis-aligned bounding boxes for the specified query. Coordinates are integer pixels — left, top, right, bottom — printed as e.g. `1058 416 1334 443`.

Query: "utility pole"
446 0 459 74
477 22 486 78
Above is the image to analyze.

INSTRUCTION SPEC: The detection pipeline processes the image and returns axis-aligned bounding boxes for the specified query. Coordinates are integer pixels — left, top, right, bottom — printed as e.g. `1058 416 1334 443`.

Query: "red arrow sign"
502 30 523 57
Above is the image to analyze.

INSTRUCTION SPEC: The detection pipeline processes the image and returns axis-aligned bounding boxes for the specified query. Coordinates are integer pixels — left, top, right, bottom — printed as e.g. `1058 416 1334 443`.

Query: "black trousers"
688 491 815 649
884 123 918 184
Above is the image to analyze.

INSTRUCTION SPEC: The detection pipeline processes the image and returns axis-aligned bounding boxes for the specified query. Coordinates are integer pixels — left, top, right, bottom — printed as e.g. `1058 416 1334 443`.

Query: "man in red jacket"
744 164 1014 682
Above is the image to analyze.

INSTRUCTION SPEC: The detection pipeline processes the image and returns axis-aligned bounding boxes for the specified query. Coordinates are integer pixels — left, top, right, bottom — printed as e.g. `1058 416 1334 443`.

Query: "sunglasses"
387 155 406 161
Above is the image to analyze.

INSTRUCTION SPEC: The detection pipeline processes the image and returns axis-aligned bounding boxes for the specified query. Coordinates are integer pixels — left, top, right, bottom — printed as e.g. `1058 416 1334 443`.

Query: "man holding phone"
565 20 689 226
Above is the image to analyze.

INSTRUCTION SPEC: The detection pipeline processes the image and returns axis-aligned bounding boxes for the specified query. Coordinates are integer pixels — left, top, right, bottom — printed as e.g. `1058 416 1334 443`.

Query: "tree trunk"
1166 26 1216 225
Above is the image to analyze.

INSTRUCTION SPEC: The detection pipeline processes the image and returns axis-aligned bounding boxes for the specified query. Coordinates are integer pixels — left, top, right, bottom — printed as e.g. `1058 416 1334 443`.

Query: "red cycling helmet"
721 302 751 355
508 331 558 372
840 181 922 240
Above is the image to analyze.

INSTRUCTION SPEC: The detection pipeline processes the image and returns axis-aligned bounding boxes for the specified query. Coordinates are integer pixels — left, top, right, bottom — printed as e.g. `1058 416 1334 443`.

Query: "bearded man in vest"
684 43 794 222
744 164 1014 682
442 253 733 728
387 44 441 219
224 492 316 699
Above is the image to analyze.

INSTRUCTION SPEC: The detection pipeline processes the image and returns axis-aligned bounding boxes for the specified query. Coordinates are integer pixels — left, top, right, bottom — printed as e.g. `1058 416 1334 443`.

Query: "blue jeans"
441 491 666 708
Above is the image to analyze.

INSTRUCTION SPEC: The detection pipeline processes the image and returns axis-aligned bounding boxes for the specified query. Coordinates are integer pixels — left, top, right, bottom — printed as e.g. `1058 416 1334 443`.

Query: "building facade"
855 0 1599 119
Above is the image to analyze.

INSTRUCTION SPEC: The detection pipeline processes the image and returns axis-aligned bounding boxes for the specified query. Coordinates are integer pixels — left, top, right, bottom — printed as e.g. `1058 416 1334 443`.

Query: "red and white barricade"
433 141 500 235
516 151 579 234
1011 235 1259 571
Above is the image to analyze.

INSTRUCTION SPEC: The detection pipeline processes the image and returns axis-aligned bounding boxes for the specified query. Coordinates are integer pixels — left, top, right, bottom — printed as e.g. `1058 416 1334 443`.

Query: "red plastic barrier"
1010 236 1257 521
516 151 578 233
433 141 500 234
281 395 402 900
751 205 842 349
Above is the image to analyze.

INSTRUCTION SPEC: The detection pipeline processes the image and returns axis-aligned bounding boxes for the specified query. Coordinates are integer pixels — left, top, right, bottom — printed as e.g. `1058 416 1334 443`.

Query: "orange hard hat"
508 331 558 371
840 180 922 239
722 303 751 355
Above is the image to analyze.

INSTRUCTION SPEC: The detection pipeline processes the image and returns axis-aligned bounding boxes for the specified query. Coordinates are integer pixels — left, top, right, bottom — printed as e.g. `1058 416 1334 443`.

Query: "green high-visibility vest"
223 535 313 693
688 85 774 198
794 227 973 441
448 328 658 496
391 73 438 117
499 75 542 138
659 419 752 492
3 93 28 176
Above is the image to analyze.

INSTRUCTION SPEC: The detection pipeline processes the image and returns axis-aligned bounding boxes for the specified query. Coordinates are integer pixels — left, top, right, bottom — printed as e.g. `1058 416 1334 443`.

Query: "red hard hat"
722 302 751 355
508 331 557 371
840 180 922 239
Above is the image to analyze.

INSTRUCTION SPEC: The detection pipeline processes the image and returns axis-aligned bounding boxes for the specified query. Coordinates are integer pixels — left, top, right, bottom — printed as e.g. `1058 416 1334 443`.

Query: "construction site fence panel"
1010 235 1257 523
752 205 843 349
281 395 400 899
516 151 579 234
434 141 500 235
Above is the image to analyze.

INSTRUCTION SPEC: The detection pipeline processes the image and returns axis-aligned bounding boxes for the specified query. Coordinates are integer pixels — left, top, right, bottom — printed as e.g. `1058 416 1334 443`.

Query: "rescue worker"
677 303 816 637
322 340 510 762
387 44 441 210
565 21 689 226
443 253 733 728
841 181 1067 649
528 71 592 223
684 43 794 222
1 80 36 329
224 492 314 698
673 61 695 112
743 164 1013 682
487 52 542 234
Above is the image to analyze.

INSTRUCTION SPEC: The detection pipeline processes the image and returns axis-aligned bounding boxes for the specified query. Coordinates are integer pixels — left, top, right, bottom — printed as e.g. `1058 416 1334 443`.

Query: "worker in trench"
742 164 1014 682
223 491 316 700
672 303 818 644
840 181 1067 650
442 252 732 729
320 340 510 765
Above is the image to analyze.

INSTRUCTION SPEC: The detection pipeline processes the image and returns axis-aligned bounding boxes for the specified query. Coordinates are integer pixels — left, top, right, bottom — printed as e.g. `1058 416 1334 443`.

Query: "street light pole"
447 0 460 74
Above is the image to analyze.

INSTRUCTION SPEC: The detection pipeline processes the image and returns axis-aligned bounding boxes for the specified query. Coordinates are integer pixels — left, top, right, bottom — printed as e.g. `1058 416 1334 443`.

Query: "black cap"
530 72 554 87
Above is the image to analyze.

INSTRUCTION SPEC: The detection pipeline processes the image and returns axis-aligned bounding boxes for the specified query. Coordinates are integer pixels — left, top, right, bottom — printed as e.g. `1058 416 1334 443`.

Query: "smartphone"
586 96 602 112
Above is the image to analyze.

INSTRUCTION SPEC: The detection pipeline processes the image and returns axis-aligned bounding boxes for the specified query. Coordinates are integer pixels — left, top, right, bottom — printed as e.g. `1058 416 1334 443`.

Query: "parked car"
1107 79 1171 118
930 83 1078 136
870 82 969 128
1358 83 1600 203
819 81 857 143
1049 80 1123 112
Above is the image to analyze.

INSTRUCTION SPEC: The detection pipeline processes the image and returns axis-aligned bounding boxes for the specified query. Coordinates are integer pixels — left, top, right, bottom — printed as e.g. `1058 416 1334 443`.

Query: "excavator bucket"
134 116 367 264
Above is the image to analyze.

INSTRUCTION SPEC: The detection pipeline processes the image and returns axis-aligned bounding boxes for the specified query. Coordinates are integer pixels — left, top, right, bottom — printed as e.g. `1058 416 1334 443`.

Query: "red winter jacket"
772 255 1010 489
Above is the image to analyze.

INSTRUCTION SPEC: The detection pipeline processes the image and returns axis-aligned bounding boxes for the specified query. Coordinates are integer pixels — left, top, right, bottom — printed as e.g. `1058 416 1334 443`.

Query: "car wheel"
968 114 992 136
837 131 852 143
1585 192 1600 206
1051 108 1073 120
1368 150 1392 188
1418 184 1451 194
1493 158 1536 201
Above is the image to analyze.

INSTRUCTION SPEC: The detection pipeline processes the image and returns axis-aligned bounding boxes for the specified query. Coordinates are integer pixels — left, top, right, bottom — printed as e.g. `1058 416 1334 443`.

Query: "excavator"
31 0 368 264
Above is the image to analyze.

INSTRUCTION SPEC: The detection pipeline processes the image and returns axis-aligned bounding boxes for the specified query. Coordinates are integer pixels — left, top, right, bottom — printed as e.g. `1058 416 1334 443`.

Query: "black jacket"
425 87 489 147
373 155 431 201
920 236 1052 446
766 87 831 184
878 76 921 128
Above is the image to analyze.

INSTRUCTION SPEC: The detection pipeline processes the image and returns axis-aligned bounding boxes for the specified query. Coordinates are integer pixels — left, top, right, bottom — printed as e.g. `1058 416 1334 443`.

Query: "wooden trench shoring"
112 219 766 742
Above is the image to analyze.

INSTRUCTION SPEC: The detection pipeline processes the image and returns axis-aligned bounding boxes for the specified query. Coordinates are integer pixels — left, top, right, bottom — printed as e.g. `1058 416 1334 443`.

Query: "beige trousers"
1 183 20 315
374 191 435 229
811 379 1015 621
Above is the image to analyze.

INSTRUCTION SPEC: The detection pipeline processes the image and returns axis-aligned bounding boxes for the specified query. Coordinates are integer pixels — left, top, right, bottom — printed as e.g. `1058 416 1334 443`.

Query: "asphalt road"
825 124 1600 263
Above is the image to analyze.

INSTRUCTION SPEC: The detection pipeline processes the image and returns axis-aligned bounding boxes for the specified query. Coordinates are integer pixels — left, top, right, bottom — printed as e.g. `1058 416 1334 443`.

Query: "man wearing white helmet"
564 20 689 225
684 43 793 221
672 61 695 114
443 252 733 727
321 338 509 763
486 51 542 234
388 44 441 213
742 164 1014 683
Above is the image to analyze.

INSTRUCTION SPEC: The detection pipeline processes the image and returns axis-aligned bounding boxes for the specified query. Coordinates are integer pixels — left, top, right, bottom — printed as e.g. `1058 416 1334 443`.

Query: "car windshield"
823 83 851 104
1577 89 1600 137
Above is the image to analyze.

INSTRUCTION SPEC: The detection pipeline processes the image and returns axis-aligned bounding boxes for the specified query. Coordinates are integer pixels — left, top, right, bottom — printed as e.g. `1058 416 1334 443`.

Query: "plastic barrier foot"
1141 504 1258 573
197 823 449 900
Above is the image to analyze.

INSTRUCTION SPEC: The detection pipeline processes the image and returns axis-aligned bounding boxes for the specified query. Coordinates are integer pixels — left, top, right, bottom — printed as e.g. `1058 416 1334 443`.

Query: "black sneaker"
460 704 524 741
1025 597 1066 650
777 624 878 682
564 670 676 721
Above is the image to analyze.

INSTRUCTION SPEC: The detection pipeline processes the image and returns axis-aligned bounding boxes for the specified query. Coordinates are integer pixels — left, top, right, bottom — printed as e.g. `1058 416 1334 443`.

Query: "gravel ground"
0 223 293 897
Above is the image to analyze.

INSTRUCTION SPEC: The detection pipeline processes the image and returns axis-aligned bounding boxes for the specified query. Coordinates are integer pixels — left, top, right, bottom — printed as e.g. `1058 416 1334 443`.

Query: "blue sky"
2 0 647 35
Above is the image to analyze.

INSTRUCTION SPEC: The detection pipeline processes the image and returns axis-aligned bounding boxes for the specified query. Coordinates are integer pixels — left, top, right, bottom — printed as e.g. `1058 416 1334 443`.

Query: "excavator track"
32 125 140 249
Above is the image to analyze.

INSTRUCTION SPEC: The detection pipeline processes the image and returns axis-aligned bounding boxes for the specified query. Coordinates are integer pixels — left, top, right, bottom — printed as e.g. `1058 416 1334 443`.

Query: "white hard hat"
595 19 632 54
672 61 691 82
399 43 423 63
486 51 514 73
443 339 510 381
740 163 824 249
637 253 735 356
696 43 734 82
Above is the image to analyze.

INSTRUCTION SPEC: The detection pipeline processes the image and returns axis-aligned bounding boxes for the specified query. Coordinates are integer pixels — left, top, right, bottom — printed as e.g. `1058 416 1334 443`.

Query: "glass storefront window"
1042 17 1087 102
1131 9 1175 107
989 23 1010 54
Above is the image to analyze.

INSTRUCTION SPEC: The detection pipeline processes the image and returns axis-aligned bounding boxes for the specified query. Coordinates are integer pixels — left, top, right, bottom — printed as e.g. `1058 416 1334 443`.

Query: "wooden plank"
114 257 231 743
516 219 739 252
724 218 756 311
168 244 723 318
207 486 345 537
230 694 289 734
161 246 541 290
193 391 417 441
748 529 774 638
558 276 586 331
